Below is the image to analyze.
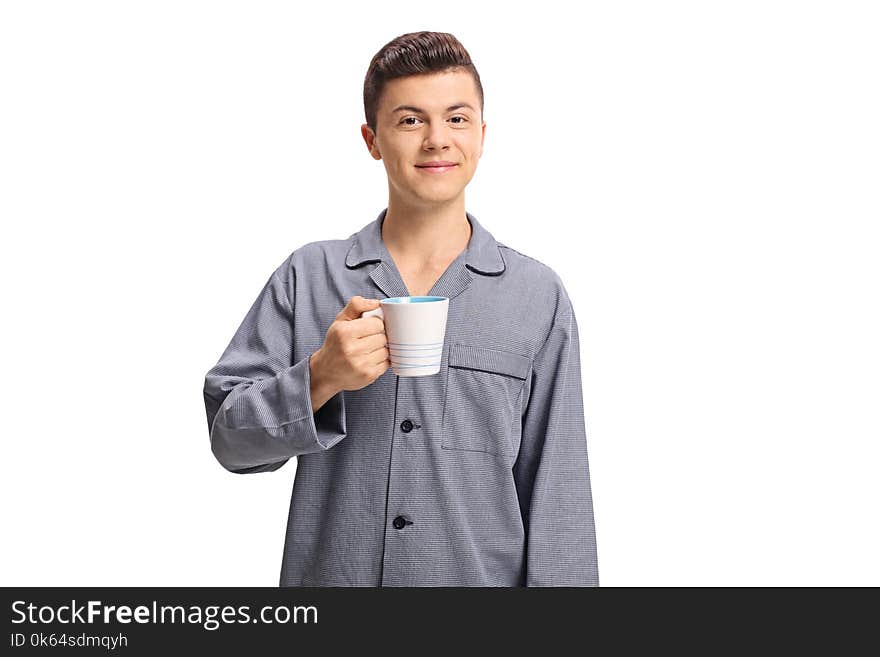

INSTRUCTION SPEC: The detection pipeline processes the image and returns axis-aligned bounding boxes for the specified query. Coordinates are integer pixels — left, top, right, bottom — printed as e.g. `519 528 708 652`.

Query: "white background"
1 1 877 586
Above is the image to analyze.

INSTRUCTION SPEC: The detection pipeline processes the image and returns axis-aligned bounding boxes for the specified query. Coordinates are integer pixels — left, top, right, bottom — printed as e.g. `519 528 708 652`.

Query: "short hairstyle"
363 31 484 134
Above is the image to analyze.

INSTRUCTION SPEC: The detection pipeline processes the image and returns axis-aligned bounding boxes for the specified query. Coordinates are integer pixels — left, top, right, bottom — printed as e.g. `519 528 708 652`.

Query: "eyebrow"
391 103 477 114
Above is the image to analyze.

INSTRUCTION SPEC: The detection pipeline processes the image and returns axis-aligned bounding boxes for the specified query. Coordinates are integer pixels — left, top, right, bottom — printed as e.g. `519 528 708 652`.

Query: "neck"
381 197 472 267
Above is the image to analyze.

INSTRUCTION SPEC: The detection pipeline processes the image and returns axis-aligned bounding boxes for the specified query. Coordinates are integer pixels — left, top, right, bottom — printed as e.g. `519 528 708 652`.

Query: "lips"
415 162 458 174
416 161 458 168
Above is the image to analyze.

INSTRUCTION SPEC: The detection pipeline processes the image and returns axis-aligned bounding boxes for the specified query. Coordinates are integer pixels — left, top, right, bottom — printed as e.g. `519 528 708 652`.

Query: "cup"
360 296 450 376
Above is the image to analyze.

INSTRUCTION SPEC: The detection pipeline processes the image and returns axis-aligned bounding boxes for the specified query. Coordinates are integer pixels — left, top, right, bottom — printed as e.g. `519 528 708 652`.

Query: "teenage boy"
203 31 599 587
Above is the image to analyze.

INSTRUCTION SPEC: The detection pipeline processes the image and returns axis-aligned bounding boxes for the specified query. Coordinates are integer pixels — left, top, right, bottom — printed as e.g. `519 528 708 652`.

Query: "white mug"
361 296 450 376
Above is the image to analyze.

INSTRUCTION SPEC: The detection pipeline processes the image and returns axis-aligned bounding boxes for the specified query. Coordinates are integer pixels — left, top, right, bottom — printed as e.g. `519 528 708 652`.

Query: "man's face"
362 69 486 207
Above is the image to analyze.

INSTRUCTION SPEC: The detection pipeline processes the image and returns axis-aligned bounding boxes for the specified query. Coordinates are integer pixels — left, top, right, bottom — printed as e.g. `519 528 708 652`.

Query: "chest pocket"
441 343 532 459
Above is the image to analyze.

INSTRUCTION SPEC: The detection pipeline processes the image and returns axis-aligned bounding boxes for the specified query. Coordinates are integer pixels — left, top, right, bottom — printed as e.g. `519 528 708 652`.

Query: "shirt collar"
345 208 506 276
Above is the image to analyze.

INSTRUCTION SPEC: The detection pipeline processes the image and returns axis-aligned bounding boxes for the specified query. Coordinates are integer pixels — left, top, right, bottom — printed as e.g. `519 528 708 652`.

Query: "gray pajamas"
203 208 599 586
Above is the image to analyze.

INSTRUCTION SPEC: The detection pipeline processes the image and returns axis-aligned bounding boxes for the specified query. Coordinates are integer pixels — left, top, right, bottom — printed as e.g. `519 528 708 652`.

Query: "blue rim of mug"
381 296 447 304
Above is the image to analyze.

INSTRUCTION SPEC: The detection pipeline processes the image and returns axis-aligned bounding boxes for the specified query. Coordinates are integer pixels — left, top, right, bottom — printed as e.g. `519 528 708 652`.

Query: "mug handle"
360 307 384 320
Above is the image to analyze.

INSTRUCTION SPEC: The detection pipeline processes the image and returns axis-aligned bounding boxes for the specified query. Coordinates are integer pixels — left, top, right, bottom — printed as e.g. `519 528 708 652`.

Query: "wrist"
309 351 338 412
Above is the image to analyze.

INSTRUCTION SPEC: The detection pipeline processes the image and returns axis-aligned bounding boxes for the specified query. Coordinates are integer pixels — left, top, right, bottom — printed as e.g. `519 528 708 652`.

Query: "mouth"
415 163 459 174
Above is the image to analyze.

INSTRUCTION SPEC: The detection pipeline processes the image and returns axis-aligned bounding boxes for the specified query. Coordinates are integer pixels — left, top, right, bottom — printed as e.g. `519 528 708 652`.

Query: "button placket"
381 373 427 584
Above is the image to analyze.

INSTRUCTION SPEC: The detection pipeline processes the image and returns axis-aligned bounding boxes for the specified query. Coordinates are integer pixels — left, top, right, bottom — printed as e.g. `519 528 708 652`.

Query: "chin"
418 189 464 203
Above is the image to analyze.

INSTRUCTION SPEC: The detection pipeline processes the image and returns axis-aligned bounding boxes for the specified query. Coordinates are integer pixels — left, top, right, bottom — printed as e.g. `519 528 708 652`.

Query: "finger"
348 315 386 338
365 343 389 361
360 332 389 352
337 296 381 321
370 349 392 367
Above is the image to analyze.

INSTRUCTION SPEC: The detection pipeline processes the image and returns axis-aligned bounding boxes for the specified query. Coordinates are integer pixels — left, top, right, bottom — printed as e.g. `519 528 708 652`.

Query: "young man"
203 31 599 586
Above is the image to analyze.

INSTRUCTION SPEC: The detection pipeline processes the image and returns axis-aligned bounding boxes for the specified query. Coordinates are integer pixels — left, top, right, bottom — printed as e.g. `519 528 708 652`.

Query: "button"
392 515 410 530
400 419 414 433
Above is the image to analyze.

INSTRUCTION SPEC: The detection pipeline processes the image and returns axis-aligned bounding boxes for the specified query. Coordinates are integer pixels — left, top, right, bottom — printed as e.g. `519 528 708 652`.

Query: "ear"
361 124 381 160
480 121 486 157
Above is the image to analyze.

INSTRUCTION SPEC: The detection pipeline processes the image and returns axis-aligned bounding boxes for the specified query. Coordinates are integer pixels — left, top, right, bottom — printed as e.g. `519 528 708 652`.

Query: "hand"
309 296 390 411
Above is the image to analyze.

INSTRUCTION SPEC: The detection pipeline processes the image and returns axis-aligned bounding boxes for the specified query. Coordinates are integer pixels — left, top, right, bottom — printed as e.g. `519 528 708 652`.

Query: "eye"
399 116 469 126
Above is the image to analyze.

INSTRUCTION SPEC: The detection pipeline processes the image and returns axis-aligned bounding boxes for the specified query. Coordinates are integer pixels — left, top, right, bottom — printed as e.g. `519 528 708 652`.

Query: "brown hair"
363 31 484 134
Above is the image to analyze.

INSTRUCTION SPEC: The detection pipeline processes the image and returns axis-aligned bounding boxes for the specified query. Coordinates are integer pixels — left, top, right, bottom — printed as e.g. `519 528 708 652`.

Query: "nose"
422 122 451 152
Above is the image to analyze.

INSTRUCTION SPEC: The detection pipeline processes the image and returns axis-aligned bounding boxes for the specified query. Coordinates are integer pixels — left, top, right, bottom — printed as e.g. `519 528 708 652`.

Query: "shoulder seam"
497 244 558 277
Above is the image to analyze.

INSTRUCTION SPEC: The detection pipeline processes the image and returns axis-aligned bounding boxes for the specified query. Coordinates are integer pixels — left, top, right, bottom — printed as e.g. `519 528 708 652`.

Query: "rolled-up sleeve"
514 298 599 586
202 265 347 474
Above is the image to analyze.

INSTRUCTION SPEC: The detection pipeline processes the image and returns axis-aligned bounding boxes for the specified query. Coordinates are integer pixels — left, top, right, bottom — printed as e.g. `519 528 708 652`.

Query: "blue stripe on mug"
389 348 442 354
390 358 441 362
389 348 442 352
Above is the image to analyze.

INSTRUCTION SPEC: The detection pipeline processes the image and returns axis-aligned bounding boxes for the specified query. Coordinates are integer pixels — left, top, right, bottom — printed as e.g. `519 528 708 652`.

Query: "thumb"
336 295 380 321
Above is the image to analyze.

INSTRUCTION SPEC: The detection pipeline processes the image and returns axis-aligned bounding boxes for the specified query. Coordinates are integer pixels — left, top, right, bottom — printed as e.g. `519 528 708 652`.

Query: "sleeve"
202 265 347 474
513 296 599 586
